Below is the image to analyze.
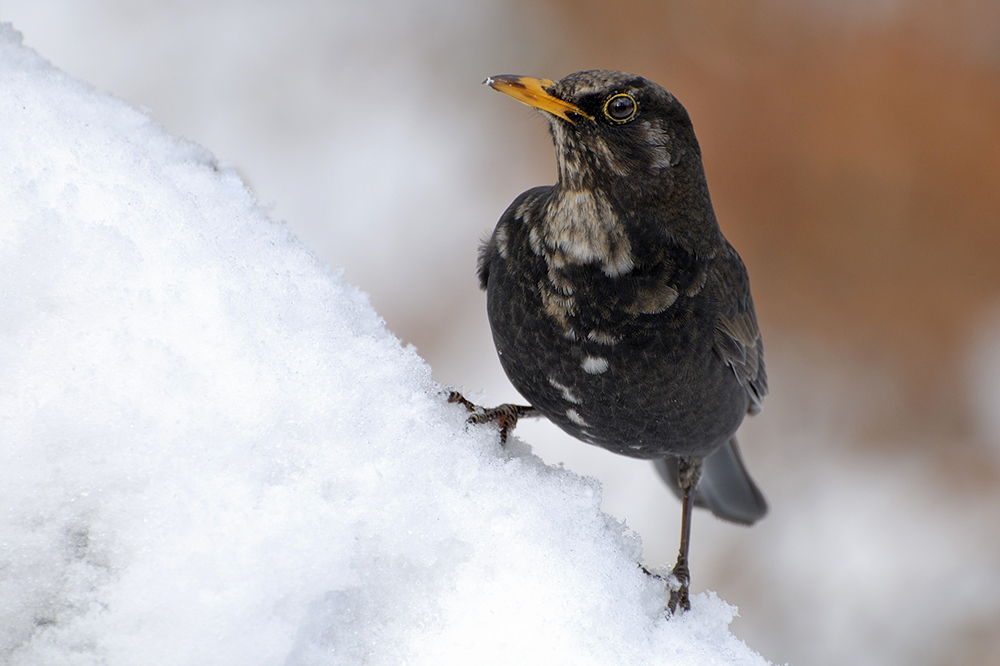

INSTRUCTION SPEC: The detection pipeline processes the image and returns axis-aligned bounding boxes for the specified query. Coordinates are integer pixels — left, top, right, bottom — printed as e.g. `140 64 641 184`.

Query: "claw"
447 390 538 444
666 556 691 614
640 564 664 581
447 390 479 412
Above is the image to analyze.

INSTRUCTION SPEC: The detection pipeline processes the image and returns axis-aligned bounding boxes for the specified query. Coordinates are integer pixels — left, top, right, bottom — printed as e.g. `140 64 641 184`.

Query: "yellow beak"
484 75 592 123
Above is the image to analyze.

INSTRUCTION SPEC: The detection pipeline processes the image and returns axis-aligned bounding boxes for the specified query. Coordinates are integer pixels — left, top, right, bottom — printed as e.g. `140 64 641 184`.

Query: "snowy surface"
6 3 1000 665
0 25 772 665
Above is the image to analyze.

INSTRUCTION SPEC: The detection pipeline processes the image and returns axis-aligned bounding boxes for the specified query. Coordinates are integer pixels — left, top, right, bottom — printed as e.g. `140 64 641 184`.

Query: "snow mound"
0 24 770 666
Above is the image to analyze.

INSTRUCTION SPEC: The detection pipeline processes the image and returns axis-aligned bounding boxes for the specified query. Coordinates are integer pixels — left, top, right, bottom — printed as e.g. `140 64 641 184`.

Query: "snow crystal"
0 24 770 666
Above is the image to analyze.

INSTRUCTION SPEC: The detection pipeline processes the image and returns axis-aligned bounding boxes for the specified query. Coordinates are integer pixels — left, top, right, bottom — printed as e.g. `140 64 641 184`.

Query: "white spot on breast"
628 282 679 315
685 267 708 297
587 330 619 345
516 198 534 223
581 356 609 374
566 408 589 427
528 227 544 256
548 376 582 404
547 264 574 296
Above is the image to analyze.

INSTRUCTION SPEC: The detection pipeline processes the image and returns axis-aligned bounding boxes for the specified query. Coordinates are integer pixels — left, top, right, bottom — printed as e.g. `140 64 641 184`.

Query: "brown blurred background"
513 0 1000 444
6 0 1000 664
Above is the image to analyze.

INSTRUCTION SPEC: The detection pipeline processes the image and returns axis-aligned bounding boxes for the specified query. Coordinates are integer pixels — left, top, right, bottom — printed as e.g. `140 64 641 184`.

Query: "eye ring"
603 93 637 123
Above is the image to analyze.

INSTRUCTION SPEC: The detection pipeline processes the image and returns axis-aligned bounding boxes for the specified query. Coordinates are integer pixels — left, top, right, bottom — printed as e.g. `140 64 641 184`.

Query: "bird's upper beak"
484 75 592 123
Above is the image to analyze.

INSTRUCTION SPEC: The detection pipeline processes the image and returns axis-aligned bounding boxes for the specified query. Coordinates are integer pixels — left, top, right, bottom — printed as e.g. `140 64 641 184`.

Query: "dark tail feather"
655 438 768 526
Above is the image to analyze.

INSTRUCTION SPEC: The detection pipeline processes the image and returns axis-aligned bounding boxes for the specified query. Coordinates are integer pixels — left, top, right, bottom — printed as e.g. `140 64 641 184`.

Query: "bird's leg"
667 455 703 615
447 390 539 445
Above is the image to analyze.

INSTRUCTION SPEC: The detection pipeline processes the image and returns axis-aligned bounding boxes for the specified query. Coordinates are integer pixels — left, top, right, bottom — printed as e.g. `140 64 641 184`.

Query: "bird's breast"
485 217 744 458
538 189 635 278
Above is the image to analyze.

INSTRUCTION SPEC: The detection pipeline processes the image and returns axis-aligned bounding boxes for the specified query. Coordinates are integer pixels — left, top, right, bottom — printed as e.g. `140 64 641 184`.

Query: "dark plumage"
472 70 768 613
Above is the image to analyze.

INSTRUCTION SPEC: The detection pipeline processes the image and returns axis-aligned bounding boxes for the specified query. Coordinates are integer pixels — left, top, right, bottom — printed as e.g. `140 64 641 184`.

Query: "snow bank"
0 24 770 666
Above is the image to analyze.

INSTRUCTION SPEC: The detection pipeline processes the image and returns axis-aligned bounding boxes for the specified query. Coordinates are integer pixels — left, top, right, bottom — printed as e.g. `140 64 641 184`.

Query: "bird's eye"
603 93 637 122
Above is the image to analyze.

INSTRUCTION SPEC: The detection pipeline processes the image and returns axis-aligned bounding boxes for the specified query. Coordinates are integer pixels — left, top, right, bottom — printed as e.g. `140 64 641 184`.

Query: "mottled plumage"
474 70 769 612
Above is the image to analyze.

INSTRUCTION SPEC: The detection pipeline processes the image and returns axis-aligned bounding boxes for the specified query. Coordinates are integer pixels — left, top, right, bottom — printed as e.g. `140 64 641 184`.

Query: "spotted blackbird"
470 70 768 613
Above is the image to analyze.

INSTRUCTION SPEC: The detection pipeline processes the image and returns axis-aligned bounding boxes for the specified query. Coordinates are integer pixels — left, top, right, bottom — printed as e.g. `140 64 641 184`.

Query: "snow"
0 24 771 666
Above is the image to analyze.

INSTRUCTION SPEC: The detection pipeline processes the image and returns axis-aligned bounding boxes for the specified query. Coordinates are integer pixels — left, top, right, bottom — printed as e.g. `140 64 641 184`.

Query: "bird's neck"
538 186 635 278
543 166 722 276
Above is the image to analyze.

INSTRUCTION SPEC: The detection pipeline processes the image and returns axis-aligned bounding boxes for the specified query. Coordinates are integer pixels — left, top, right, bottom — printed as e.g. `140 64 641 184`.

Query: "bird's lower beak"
484 75 592 123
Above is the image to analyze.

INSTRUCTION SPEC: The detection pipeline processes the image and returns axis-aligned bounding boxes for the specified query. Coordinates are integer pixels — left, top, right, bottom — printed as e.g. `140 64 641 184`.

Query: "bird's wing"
712 243 768 414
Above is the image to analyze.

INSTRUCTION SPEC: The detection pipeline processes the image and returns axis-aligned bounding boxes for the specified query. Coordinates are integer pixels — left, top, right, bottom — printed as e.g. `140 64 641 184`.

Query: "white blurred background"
5 1 1000 664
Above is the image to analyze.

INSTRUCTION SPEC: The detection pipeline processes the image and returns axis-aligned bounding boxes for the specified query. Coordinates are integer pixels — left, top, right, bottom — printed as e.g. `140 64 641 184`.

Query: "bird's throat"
540 188 635 278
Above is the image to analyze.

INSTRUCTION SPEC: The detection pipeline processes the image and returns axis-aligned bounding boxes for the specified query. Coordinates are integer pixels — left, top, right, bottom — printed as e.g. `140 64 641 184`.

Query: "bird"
461 70 768 614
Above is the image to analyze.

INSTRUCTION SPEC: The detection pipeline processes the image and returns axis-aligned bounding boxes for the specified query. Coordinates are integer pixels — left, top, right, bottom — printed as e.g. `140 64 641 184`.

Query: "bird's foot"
665 556 691 615
447 390 537 445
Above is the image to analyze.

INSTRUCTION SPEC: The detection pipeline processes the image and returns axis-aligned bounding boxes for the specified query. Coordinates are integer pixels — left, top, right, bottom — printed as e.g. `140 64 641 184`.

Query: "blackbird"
467 70 768 613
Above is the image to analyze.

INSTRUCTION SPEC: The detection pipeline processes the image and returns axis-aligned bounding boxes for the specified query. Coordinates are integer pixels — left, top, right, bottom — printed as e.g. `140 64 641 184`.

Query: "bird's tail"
655 438 768 526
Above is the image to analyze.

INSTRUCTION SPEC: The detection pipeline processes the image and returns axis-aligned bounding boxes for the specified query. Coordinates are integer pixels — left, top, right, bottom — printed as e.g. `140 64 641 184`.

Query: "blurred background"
5 0 1000 663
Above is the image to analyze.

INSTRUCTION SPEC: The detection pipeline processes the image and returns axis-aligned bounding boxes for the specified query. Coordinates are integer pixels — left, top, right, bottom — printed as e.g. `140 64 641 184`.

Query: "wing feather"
712 244 767 414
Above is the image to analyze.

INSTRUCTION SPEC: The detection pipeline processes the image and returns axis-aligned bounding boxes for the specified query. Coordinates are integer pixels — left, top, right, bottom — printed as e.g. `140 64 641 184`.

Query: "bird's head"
485 70 700 194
